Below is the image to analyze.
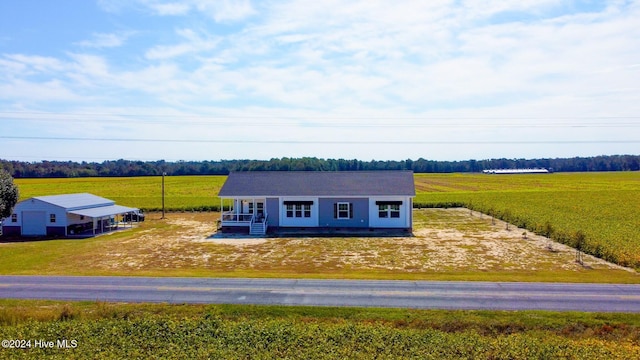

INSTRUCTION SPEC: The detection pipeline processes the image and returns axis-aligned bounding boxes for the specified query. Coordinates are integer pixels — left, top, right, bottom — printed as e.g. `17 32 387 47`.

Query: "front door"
242 200 265 219
256 202 265 218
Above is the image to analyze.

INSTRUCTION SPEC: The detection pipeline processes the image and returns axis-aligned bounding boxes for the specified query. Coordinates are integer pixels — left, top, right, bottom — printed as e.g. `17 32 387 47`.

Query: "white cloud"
75 32 132 48
132 0 256 21
145 28 220 60
191 0 256 22
149 2 191 15
0 79 83 103
4 1 640 161
2 54 66 74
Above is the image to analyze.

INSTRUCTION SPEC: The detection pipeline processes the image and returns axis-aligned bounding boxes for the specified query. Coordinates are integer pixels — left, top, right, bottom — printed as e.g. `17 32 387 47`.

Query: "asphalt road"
1 276 639 312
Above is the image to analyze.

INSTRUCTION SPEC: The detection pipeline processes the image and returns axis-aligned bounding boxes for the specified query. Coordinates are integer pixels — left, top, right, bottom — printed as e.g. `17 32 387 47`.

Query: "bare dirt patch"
78 209 634 277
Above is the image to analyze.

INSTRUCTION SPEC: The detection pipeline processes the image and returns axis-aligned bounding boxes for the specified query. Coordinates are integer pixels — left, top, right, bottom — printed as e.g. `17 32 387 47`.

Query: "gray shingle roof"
218 171 415 197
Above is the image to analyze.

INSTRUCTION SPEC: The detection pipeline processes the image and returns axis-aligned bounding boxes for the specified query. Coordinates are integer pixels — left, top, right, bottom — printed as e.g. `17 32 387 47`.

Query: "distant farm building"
218 171 415 235
1 193 141 237
482 168 550 174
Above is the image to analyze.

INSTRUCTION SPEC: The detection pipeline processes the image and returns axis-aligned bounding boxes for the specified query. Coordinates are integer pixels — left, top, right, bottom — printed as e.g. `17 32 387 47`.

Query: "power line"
1 112 640 128
1 118 639 128
2 111 639 120
1 135 638 145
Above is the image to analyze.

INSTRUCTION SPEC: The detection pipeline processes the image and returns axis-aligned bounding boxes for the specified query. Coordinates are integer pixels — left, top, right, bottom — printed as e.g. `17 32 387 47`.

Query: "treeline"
1 155 639 178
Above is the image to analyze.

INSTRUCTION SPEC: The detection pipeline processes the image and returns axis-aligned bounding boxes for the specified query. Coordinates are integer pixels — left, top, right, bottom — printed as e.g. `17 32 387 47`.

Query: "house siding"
368 196 412 229
318 198 369 228
279 197 319 227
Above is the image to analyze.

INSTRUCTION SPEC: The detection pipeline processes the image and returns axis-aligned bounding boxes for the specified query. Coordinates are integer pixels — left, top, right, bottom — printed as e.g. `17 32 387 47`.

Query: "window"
11 214 17 223
390 204 401 218
50 214 56 223
286 204 307 218
335 202 352 219
378 204 388 218
378 203 402 218
284 201 313 218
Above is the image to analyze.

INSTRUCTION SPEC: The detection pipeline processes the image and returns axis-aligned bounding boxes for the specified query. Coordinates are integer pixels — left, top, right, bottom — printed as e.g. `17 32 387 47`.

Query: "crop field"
414 172 640 269
0 301 639 359
12 172 640 269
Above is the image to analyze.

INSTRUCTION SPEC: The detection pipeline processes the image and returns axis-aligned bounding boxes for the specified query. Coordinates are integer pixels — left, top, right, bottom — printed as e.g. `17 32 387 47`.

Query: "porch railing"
250 214 268 235
221 212 254 223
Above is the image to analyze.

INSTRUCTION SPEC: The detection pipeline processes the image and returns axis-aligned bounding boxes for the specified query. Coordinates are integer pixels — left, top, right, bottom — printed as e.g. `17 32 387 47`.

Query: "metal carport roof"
68 205 139 218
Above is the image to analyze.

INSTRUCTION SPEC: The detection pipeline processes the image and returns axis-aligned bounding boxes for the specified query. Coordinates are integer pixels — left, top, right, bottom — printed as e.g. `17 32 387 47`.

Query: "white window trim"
285 203 312 218
379 204 401 217
337 202 350 219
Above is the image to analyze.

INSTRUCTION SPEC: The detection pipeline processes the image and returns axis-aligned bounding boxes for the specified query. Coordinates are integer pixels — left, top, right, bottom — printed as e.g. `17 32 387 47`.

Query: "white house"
1 193 141 237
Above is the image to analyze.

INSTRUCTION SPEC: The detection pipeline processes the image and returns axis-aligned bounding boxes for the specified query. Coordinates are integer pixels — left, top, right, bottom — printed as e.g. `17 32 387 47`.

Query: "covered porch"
219 198 268 235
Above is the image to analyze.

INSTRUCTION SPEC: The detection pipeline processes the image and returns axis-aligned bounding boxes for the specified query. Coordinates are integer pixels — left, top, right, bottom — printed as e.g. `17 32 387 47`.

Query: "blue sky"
1 0 639 162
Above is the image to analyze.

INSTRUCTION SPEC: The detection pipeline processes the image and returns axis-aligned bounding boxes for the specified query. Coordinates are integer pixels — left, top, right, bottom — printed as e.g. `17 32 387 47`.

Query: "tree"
0 169 19 220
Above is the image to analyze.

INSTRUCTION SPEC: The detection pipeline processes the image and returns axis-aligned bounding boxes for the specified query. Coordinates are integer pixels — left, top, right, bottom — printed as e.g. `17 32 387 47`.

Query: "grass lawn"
12 172 640 270
1 209 637 283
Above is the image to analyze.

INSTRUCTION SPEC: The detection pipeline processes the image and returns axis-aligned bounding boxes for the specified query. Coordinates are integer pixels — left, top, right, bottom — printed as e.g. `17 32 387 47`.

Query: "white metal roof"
33 193 114 210
482 168 550 174
68 205 139 218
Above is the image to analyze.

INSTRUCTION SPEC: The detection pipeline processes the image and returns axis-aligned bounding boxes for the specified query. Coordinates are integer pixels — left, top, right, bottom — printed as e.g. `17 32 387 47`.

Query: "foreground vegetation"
0 300 638 359
12 171 640 270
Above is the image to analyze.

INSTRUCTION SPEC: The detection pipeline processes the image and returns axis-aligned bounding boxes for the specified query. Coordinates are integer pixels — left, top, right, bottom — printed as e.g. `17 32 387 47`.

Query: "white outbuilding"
1 193 141 237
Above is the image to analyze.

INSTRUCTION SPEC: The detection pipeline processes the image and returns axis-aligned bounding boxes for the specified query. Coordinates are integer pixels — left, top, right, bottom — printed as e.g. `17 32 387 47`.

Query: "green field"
13 172 640 269
0 300 638 359
15 175 226 211
413 172 640 269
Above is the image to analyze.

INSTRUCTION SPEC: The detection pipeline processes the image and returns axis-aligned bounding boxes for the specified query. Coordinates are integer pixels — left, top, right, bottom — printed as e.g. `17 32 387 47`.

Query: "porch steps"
250 222 267 236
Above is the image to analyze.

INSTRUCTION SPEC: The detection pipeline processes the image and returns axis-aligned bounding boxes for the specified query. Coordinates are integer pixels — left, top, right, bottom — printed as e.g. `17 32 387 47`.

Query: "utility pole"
162 172 166 219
